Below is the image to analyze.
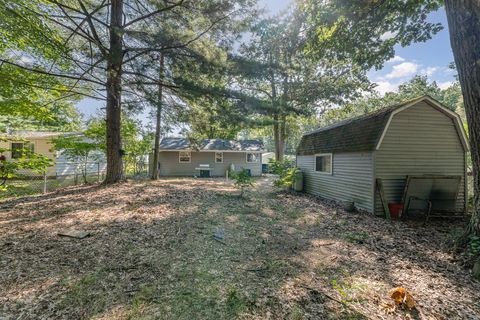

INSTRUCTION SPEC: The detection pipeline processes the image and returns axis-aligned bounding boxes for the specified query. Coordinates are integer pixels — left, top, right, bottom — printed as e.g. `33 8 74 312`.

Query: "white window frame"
314 153 333 175
215 152 223 163
178 151 191 163
246 152 260 163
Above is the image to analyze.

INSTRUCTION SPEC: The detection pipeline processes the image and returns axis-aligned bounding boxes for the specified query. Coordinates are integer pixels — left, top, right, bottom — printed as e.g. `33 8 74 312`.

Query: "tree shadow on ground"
0 177 479 319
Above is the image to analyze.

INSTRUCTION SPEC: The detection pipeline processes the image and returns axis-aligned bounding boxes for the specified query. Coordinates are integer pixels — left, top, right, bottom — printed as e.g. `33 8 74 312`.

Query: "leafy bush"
230 168 253 197
469 235 480 257
270 159 299 190
0 148 52 191
273 167 300 189
268 158 294 175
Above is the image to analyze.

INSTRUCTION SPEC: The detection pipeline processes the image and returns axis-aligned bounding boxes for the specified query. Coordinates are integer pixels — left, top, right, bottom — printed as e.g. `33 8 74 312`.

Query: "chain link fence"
0 162 106 199
0 160 149 199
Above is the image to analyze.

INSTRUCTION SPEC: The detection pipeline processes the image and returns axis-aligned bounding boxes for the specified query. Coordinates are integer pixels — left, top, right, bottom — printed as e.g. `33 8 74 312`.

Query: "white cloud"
385 62 420 79
386 55 405 64
374 81 399 95
421 66 439 77
438 81 454 90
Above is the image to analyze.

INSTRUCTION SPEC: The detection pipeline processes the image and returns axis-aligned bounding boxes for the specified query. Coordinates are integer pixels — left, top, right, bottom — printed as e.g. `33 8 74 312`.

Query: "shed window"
246 152 260 163
179 151 191 163
215 152 223 163
11 142 34 159
314 153 332 174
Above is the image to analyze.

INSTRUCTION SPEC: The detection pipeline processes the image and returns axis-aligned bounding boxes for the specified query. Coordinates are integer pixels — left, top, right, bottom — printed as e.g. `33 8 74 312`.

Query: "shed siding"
374 101 466 215
157 151 262 177
297 152 374 212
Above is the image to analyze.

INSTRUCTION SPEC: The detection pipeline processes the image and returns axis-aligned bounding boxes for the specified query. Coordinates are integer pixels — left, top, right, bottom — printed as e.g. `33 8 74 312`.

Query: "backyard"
1 177 479 319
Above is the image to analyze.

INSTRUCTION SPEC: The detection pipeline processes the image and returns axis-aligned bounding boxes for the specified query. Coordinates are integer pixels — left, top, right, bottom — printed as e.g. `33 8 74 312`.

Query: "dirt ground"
1 177 479 320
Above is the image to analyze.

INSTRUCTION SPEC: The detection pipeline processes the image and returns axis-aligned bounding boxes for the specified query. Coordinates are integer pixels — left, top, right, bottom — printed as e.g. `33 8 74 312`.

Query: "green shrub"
268 158 294 175
270 159 299 190
469 235 480 257
273 167 300 189
231 169 253 197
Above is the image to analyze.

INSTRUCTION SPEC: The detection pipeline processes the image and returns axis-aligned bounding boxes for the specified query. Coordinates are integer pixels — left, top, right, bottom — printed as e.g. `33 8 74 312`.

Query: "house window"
11 142 34 159
215 152 223 163
246 152 260 163
314 153 332 174
179 151 191 163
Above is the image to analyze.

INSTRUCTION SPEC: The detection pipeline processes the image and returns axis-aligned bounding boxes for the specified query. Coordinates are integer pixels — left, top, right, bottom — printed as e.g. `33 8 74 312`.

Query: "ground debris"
57 230 91 239
389 287 416 309
0 177 478 319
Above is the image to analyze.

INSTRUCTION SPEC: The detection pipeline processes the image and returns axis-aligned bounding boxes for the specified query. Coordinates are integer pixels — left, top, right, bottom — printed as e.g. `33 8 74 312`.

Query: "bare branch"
77 0 109 57
124 0 185 28
0 59 105 86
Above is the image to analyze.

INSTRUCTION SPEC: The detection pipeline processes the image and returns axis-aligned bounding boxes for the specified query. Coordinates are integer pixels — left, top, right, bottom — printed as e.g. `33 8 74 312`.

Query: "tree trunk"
279 113 287 159
277 72 289 161
269 54 283 162
445 0 480 238
151 54 165 180
104 0 124 183
273 113 283 161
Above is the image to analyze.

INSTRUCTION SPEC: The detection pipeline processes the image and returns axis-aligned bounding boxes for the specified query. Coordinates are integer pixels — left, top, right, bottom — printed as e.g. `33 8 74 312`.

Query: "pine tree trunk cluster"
445 0 480 239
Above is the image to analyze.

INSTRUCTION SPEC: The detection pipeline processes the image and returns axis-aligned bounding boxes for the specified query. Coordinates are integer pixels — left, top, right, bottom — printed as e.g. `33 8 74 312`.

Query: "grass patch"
226 288 248 316
343 231 369 244
60 272 109 318
289 304 304 320
128 285 157 320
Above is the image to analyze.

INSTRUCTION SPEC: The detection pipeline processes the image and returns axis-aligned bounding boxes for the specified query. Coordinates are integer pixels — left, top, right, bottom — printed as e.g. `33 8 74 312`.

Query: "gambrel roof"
296 96 469 155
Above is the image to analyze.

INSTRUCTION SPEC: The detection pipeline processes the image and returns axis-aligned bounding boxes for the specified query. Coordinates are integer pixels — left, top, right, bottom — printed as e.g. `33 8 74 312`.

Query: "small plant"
274 167 300 189
331 279 365 306
270 159 300 190
268 158 294 175
468 235 480 257
231 168 254 197
226 288 247 315
344 231 369 244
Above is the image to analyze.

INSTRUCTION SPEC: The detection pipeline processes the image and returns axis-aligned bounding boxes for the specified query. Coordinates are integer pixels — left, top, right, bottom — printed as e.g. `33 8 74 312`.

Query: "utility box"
293 170 303 192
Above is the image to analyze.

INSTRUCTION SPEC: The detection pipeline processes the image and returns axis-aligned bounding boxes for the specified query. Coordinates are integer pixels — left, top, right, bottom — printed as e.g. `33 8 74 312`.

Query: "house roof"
0 131 79 140
296 95 468 155
160 137 265 152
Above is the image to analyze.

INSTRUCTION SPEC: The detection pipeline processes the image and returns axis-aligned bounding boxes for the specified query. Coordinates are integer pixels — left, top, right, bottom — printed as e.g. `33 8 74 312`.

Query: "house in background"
262 152 296 173
150 137 265 177
0 131 106 177
296 96 469 216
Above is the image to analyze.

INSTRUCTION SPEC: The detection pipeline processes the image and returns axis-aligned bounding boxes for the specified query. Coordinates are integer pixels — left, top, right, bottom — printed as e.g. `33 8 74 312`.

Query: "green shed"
296 96 469 216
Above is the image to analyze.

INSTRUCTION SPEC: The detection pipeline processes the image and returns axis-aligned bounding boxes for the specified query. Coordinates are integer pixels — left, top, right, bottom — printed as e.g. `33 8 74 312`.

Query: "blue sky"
367 9 456 94
77 0 456 119
261 0 457 94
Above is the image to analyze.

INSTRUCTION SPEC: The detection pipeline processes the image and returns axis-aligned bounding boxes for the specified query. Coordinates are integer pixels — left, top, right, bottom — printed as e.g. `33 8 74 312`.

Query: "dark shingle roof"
160 138 264 152
296 97 427 155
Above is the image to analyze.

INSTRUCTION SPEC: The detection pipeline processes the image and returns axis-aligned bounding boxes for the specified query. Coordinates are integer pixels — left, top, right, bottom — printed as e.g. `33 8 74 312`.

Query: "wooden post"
43 171 47 194
376 178 391 220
